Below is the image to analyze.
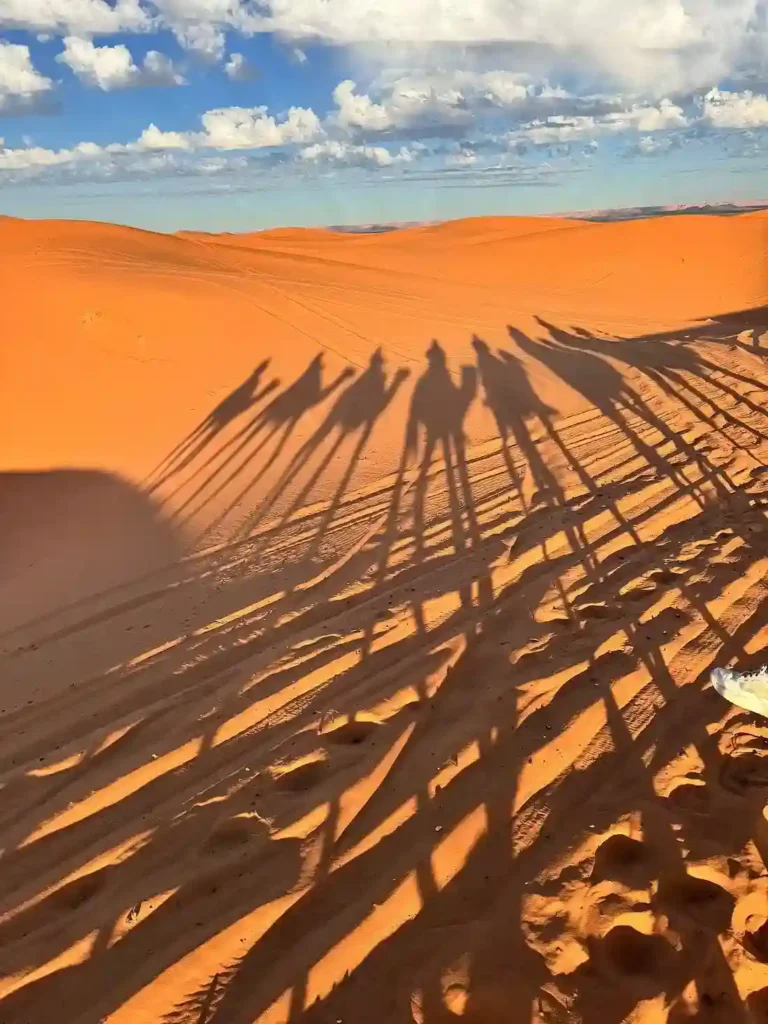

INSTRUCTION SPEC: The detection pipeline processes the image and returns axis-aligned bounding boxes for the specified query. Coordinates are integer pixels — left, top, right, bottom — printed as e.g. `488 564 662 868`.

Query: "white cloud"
330 72 625 139
0 136 248 183
57 37 185 90
0 129 414 187
299 138 414 167
200 105 323 148
331 74 504 134
446 147 478 166
508 98 688 147
631 134 675 155
510 115 599 146
171 20 226 61
224 52 258 81
245 0 761 95
0 139 104 170
2 101 324 172
603 97 688 131
478 71 532 106
230 0 729 47
333 79 395 131
142 49 186 86
119 104 324 152
0 0 151 35
151 0 239 23
147 0 234 58
116 103 324 153
0 39 53 96
137 123 196 150
0 0 229 63
702 87 768 128
1 0 765 98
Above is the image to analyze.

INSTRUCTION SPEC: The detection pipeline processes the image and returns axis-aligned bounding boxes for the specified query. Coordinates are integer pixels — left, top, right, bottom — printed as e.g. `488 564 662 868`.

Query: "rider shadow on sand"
240 348 410 549
508 324 730 511
405 341 489 628
177 354 354 534
475 331 608 612
543 317 768 450
471 334 559 512
145 360 273 494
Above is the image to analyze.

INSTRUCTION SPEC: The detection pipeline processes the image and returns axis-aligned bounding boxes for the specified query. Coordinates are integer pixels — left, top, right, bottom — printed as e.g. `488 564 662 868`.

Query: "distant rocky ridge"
572 200 768 222
327 221 434 233
326 200 768 233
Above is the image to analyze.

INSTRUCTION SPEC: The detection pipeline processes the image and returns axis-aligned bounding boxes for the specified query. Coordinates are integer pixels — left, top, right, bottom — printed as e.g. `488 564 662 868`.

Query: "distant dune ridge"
3 210 768 1022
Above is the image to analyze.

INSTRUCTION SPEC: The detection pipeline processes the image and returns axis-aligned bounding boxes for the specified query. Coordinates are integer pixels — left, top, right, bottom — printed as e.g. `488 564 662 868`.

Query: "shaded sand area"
3 211 768 1022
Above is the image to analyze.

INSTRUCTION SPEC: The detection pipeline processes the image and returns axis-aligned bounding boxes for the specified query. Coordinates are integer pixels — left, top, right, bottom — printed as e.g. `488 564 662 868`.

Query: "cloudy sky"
2 0 768 230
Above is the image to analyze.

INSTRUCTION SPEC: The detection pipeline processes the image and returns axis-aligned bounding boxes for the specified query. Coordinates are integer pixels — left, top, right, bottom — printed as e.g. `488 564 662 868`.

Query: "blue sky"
2 1 768 231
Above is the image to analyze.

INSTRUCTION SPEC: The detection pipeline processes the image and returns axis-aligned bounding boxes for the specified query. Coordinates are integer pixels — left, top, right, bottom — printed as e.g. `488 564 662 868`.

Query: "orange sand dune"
176 215 588 286
3 212 768 1022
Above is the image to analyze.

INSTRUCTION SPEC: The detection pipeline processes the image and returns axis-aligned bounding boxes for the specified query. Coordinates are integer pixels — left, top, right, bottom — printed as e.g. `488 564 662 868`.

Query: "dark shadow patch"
323 719 382 746
719 753 768 796
273 760 329 793
666 782 711 816
658 875 735 933
591 834 657 888
0 469 183 633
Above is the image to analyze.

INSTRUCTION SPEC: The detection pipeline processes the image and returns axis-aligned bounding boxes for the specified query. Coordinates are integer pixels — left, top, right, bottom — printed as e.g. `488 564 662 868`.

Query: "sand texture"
3 212 768 1022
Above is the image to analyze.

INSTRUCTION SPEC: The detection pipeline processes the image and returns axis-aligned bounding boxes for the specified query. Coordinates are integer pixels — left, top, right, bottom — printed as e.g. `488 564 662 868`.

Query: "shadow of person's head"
427 339 447 368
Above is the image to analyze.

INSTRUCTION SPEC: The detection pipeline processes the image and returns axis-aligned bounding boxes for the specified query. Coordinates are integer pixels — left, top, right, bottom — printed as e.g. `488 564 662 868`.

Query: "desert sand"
3 209 768 1022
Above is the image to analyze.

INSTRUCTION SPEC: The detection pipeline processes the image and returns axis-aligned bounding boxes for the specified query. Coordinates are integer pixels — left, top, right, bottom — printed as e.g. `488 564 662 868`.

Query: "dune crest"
3 212 768 1022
